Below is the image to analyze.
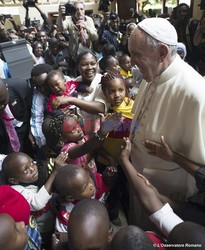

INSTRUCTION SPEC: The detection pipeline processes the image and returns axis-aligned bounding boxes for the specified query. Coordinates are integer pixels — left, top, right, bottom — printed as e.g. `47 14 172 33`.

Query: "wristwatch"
94 130 106 141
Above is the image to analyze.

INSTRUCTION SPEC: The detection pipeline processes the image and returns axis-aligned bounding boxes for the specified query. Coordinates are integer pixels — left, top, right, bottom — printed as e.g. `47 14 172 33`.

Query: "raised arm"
34 3 52 33
120 138 163 215
51 96 105 115
67 113 123 159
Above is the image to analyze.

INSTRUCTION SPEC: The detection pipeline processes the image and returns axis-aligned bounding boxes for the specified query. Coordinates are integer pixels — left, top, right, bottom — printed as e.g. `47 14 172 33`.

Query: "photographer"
23 1 52 33
99 12 122 52
57 1 98 62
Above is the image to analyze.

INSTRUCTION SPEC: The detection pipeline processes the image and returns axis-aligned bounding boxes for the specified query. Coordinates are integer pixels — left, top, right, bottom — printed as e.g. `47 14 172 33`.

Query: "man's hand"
59 4 66 16
143 135 174 162
76 20 88 30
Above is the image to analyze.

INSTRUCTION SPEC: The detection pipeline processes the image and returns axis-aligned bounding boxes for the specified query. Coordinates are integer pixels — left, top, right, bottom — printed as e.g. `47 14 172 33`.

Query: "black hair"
49 111 77 142
168 221 205 249
2 152 19 178
31 63 53 77
69 198 109 225
2 152 49 189
110 225 155 250
68 198 110 250
99 55 117 73
176 3 190 18
42 113 62 153
54 164 81 195
119 53 131 65
32 40 43 49
101 71 124 93
45 69 64 87
76 50 97 67
35 160 49 189
48 37 59 48
102 43 116 57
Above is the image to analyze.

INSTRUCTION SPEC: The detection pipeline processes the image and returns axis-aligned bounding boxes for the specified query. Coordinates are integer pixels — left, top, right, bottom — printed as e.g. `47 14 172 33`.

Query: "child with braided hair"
94 71 135 225
97 71 134 166
48 110 123 173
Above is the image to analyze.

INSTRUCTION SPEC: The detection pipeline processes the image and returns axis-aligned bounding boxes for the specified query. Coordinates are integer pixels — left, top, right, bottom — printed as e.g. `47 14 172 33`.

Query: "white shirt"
12 185 51 211
149 203 183 238
30 91 47 148
130 55 205 199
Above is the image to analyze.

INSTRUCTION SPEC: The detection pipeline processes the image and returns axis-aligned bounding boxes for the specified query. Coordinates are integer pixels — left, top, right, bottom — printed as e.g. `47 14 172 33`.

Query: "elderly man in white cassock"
128 17 205 228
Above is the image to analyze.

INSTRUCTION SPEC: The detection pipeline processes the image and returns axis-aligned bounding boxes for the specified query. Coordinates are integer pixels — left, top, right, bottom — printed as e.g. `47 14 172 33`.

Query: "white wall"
0 2 99 25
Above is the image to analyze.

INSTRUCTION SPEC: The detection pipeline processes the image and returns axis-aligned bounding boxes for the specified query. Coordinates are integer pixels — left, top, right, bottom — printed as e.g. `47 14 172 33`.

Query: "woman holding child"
51 50 104 135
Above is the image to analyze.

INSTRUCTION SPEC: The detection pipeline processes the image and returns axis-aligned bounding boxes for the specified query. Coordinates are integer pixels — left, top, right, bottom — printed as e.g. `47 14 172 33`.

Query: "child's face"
12 154 38 184
125 78 136 89
49 74 66 96
62 118 84 143
104 78 126 106
107 57 120 73
71 168 96 200
0 214 28 250
120 55 131 72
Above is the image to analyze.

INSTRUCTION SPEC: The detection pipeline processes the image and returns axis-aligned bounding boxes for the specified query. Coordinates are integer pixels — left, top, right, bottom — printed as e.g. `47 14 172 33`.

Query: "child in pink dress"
49 112 97 173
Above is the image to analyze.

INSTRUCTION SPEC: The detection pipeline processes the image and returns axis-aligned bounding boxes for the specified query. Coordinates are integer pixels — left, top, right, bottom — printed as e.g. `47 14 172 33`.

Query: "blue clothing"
101 29 122 51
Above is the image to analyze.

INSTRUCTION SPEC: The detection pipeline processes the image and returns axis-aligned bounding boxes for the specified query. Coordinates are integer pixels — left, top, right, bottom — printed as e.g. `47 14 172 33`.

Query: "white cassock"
129 54 205 227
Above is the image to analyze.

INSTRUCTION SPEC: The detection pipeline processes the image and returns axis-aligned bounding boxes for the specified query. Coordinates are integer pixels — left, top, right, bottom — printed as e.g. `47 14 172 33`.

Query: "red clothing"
108 117 132 138
146 231 166 250
55 172 110 232
47 80 79 112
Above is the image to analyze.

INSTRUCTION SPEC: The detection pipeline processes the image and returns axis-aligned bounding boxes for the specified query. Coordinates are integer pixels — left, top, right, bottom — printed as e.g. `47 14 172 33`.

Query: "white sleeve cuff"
149 203 183 238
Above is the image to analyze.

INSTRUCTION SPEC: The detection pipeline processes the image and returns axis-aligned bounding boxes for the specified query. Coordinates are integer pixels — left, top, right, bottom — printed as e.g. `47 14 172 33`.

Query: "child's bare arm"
51 96 105 114
120 138 164 215
44 152 68 194
143 135 201 177
68 113 123 159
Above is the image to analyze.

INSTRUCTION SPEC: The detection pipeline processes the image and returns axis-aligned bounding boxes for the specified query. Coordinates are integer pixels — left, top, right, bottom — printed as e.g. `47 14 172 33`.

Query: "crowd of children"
0 2 205 250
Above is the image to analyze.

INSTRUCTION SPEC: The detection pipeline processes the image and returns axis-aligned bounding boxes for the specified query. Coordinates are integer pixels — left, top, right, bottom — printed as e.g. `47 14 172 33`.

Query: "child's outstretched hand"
105 166 118 177
51 96 71 110
143 135 174 162
99 112 123 136
120 137 131 161
54 152 68 169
